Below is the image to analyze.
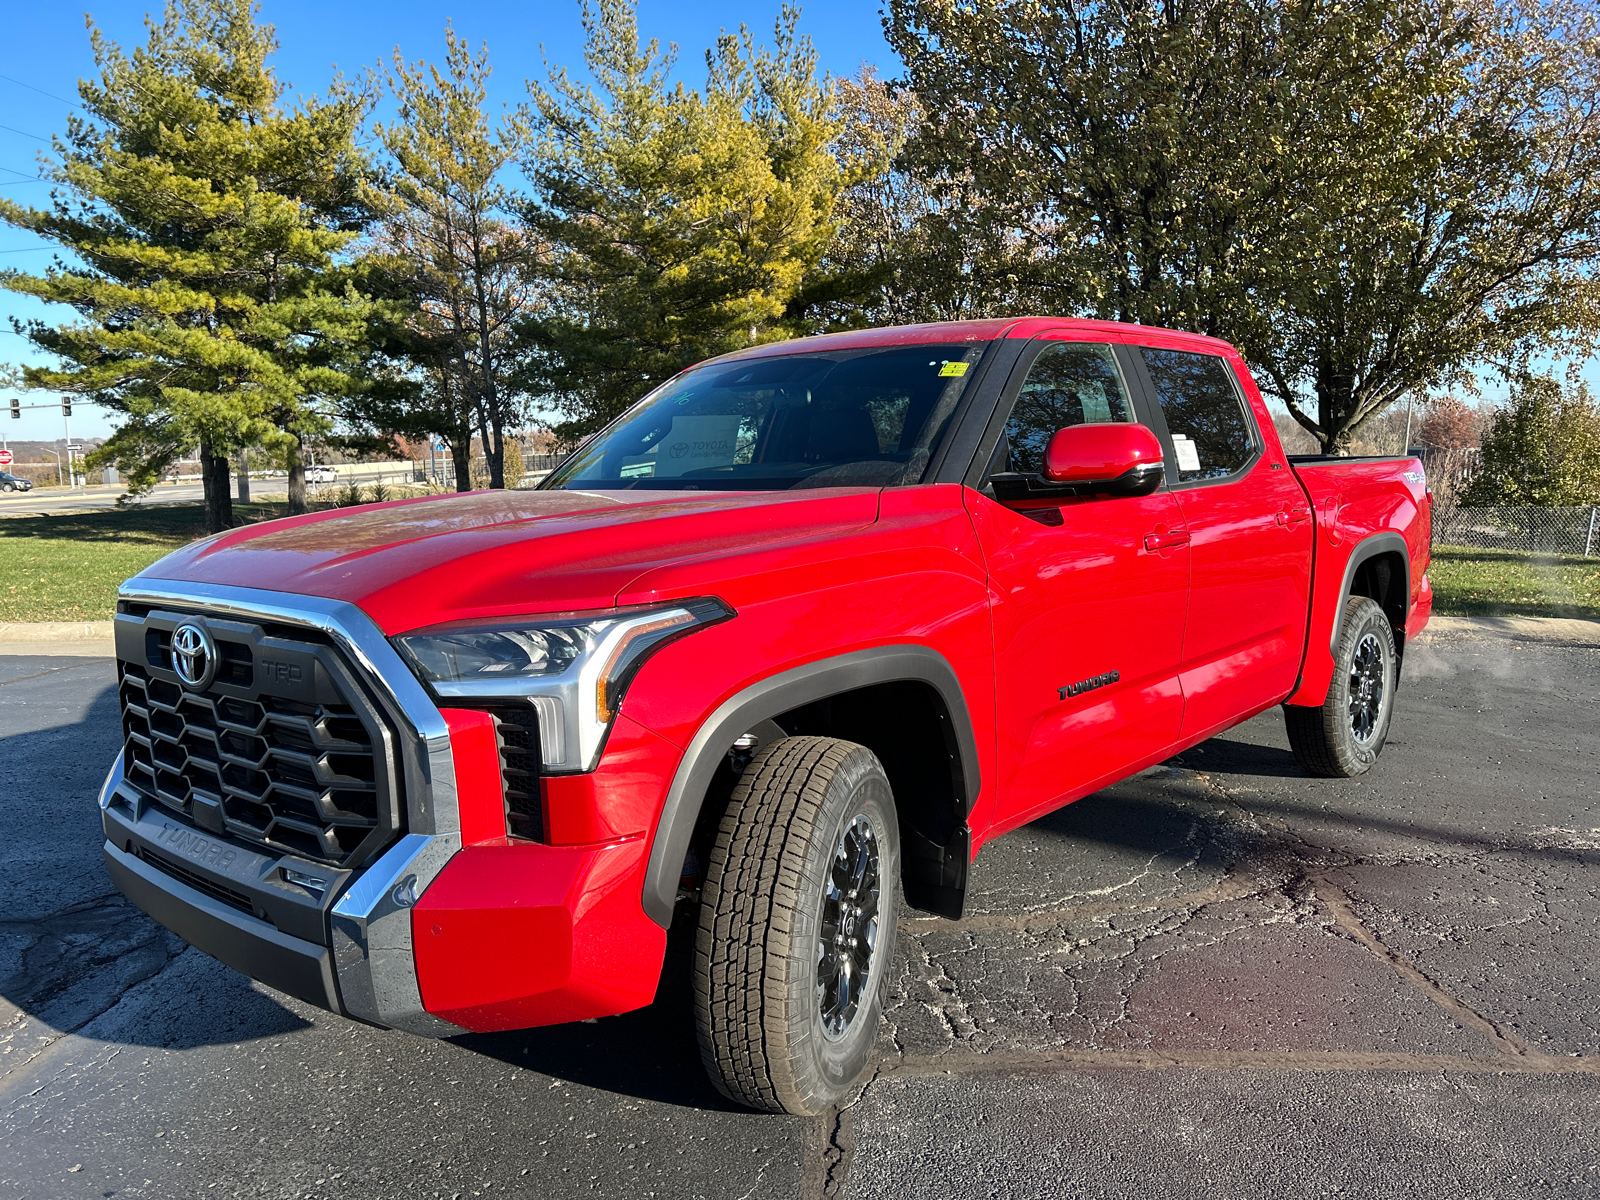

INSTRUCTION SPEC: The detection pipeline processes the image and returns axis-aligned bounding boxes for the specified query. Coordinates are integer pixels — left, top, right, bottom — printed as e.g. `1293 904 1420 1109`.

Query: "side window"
1139 348 1256 481
1001 342 1133 474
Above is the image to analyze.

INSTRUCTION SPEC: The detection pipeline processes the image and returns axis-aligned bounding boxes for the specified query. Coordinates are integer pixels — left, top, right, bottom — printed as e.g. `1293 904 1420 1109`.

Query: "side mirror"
993 423 1165 501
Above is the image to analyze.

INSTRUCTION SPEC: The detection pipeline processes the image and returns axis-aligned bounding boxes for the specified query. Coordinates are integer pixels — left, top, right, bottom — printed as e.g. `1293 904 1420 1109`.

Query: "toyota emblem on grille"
170 622 217 690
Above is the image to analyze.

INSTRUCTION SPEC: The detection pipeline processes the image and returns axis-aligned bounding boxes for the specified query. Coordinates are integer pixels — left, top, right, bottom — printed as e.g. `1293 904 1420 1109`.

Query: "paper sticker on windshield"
651 415 742 478
938 361 970 377
1171 434 1202 472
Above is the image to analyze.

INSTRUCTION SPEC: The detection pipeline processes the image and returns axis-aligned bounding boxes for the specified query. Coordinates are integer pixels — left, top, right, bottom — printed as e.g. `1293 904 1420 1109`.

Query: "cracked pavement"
1 620 1597 1198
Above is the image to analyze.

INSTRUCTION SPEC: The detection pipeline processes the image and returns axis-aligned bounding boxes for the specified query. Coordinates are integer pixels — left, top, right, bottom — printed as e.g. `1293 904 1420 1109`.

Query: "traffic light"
8 398 17 419
61 397 72 417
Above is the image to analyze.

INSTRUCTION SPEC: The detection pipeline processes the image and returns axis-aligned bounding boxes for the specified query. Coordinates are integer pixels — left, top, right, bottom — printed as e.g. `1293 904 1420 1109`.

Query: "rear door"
963 335 1191 832
1125 346 1313 741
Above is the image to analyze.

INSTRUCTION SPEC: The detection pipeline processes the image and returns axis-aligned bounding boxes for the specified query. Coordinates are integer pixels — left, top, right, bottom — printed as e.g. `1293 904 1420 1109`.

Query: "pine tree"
0 0 375 529
519 0 845 440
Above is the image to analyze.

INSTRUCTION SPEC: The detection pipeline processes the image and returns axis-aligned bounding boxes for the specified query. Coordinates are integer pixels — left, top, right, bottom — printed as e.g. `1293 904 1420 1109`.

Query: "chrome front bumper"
105 580 467 1037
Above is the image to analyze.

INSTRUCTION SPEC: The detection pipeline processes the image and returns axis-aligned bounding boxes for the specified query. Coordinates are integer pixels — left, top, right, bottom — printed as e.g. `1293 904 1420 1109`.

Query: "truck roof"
707 317 1241 363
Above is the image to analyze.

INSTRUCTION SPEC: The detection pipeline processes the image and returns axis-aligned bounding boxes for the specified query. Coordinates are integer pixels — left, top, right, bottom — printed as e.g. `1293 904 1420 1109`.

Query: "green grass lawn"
0 503 299 623
1428 544 1600 622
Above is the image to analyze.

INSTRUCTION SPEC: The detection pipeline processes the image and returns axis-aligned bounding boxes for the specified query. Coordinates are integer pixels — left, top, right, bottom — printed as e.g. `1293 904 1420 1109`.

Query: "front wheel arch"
641 645 981 929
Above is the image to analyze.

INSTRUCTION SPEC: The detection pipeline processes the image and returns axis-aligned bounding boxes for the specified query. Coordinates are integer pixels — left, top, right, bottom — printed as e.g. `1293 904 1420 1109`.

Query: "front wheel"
1284 595 1398 777
693 736 900 1116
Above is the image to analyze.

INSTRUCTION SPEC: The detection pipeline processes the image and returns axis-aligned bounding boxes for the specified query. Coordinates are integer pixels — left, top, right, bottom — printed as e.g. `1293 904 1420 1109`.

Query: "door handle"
1276 508 1311 527
1144 529 1192 551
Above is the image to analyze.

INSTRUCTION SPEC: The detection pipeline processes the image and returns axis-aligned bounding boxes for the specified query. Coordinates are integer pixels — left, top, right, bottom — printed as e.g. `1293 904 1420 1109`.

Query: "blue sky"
0 0 898 442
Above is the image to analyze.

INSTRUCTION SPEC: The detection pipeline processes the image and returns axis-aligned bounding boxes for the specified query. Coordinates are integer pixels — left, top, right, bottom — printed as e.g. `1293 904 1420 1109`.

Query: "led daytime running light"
394 598 731 772
594 610 699 724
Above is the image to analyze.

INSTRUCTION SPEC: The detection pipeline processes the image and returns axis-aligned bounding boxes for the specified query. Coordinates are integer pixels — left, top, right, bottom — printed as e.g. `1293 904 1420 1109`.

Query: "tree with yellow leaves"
518 0 846 440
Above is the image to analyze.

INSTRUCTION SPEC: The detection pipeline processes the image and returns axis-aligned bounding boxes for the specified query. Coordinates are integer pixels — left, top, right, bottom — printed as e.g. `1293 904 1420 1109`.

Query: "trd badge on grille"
170 621 218 690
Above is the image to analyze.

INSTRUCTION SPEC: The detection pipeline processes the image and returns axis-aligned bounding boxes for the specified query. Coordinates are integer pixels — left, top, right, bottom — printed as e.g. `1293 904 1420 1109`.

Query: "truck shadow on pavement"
0 670 311 1055
456 931 747 1112
1168 736 1305 777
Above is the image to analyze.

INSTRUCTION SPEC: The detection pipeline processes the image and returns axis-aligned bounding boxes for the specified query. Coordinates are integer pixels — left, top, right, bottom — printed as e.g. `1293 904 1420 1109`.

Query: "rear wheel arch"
642 645 981 929
1331 532 1410 654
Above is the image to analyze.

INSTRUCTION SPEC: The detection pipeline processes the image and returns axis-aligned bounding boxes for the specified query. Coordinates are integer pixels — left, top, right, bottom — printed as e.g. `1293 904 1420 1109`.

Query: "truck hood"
135 488 881 634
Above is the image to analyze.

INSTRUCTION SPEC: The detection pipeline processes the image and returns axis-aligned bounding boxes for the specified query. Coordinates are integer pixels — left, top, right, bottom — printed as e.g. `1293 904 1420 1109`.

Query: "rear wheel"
693 736 900 1116
1284 595 1398 777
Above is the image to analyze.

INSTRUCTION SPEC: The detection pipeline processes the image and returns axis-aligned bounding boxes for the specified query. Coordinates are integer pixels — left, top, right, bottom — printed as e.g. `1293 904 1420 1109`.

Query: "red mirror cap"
1042 423 1164 484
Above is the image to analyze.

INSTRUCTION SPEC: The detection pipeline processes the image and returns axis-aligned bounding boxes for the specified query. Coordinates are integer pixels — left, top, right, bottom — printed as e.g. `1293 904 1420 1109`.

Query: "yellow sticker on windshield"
939 361 970 377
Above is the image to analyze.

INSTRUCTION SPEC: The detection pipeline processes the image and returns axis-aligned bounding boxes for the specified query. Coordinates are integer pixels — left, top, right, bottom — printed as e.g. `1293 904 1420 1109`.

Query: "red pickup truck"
100 317 1431 1115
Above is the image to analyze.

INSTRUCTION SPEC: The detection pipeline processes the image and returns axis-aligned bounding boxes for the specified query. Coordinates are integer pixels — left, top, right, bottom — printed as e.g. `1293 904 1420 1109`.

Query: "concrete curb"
0 621 115 657
1422 614 1600 648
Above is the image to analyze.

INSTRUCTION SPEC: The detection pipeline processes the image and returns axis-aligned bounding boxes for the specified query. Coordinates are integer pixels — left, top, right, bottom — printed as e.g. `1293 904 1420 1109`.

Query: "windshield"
543 342 985 491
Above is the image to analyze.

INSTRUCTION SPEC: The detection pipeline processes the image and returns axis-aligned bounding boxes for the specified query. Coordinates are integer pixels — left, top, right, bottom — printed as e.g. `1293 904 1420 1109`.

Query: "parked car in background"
0 471 34 492
305 465 338 484
99 316 1432 1117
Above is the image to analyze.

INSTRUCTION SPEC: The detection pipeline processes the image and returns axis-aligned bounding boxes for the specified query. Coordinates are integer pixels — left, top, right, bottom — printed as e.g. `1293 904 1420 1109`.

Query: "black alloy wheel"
817 814 882 1041
1348 631 1387 744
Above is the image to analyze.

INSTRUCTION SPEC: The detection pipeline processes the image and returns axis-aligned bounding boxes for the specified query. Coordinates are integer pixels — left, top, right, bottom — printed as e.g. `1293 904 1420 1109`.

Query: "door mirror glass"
1043 423 1166 492
993 422 1164 501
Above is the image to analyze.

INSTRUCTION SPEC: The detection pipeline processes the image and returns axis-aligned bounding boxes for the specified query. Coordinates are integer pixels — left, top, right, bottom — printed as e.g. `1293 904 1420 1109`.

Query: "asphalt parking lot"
1 619 1597 1199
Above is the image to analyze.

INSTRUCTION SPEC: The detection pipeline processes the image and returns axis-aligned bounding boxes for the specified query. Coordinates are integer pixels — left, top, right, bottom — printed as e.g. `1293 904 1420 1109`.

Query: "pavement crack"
0 662 104 687
799 1104 856 1200
1309 870 1538 1060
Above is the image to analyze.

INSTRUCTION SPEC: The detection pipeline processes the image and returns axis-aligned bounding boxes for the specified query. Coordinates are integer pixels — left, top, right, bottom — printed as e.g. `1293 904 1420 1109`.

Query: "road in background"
0 463 430 517
1 621 1596 1198
0 479 285 516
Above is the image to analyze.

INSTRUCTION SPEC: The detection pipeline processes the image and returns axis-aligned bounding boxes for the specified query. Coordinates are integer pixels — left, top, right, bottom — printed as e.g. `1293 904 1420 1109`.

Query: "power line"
0 123 48 142
0 179 45 186
0 246 52 254
0 74 82 111
0 165 37 178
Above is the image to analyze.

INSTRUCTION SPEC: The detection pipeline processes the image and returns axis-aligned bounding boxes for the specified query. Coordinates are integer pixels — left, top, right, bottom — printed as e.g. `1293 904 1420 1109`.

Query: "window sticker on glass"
1171 433 1202 473
938 361 970 377
648 415 742 478
1079 382 1113 423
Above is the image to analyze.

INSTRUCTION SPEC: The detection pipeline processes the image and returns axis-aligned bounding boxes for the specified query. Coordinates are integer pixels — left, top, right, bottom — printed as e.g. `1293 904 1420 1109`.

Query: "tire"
693 736 901 1116
1285 595 1398 777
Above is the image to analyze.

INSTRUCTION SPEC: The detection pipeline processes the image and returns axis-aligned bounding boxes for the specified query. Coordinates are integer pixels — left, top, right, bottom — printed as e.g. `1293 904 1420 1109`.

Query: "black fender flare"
641 644 982 928
1329 531 1410 655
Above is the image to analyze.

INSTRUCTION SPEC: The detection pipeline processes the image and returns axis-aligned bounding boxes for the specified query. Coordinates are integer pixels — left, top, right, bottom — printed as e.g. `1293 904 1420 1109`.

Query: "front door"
1127 346 1314 741
966 337 1191 833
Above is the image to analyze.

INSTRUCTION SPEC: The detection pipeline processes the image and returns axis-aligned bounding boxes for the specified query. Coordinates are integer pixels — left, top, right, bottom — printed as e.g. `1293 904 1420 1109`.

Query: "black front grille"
135 845 254 914
489 706 544 841
116 609 403 868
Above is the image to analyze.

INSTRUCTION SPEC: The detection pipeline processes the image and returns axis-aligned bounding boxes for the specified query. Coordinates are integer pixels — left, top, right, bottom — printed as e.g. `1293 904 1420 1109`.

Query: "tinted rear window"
1140 348 1256 481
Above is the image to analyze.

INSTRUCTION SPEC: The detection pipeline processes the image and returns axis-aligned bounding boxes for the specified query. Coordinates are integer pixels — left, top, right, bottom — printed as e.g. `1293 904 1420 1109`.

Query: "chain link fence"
1432 504 1600 556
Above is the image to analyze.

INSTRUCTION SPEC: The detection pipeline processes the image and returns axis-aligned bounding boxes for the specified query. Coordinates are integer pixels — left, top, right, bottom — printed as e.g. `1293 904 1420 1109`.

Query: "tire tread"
693 736 860 1113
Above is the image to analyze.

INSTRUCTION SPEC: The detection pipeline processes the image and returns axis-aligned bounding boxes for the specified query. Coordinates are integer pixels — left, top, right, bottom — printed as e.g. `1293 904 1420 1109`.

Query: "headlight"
393 598 733 772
